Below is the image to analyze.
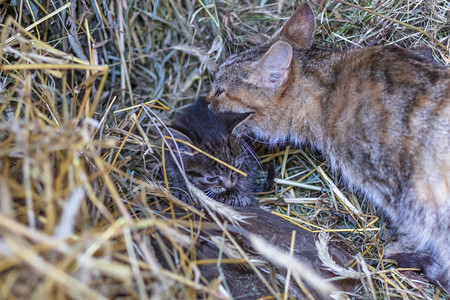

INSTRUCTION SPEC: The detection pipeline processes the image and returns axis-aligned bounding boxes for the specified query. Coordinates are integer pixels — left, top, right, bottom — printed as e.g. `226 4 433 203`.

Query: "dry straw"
0 0 448 299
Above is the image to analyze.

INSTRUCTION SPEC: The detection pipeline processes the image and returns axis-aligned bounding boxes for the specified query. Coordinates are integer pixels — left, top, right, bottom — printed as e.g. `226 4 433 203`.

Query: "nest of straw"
0 0 448 299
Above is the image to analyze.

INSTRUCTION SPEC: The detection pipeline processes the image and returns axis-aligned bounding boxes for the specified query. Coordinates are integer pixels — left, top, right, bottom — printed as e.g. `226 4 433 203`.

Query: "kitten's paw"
220 194 257 207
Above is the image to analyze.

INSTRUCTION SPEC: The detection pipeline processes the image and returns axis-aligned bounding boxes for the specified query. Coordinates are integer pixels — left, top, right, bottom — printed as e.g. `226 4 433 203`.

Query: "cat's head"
207 3 316 140
164 108 255 201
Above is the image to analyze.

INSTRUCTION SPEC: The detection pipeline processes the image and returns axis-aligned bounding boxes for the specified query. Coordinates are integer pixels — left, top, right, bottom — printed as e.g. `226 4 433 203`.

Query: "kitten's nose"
207 102 215 111
221 177 233 189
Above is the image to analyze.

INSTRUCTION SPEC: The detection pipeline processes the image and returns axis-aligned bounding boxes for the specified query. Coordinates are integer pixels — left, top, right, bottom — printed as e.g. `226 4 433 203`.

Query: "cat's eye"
206 176 218 183
214 88 224 97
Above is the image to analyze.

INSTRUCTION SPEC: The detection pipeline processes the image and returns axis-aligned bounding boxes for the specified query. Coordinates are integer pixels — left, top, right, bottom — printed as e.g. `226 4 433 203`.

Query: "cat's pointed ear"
223 112 254 135
163 127 194 156
251 41 292 89
279 3 315 49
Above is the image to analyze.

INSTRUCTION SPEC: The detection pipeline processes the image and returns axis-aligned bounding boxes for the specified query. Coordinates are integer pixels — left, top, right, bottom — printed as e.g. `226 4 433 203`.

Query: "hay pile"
0 0 448 299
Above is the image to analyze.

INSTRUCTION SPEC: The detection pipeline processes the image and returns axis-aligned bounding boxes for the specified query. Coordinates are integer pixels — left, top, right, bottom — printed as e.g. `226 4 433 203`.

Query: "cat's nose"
221 178 234 189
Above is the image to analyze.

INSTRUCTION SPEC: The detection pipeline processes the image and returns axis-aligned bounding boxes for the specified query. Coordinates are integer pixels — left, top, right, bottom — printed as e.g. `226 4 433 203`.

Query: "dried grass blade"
333 0 449 52
5 2 71 45
250 234 336 296
275 178 322 191
5 236 108 300
0 214 67 249
317 166 363 220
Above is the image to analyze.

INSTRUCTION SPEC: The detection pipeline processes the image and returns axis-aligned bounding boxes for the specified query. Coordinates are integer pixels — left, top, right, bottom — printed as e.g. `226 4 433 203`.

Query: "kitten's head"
207 3 316 140
164 98 257 205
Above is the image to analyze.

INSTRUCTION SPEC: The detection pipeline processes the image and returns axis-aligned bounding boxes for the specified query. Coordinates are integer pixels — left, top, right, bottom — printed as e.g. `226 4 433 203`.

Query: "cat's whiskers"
244 133 269 144
241 140 258 161
204 188 217 198
233 181 245 193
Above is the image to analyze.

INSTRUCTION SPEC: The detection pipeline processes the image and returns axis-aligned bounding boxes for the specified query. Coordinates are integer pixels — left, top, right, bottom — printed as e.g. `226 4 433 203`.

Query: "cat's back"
336 45 450 96
329 45 450 207
328 45 450 144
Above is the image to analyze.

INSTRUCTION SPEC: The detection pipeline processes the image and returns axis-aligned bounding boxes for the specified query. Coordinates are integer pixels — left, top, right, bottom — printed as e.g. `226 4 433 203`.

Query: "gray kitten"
207 3 450 290
164 97 272 207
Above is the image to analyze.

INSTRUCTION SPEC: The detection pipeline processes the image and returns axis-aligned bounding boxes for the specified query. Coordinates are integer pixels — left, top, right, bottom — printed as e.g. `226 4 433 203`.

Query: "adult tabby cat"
164 97 272 206
207 3 450 290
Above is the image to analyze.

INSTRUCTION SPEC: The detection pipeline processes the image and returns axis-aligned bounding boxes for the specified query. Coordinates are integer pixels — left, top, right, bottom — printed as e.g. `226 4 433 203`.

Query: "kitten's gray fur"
164 97 272 207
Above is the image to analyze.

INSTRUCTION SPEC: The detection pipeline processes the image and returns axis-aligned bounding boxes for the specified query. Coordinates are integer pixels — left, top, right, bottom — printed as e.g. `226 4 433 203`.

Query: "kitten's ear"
251 41 293 89
223 112 254 135
163 127 194 156
279 3 315 49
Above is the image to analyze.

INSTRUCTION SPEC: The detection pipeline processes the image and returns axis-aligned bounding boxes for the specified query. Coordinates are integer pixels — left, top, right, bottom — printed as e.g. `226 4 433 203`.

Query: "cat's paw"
387 250 449 292
387 252 432 271
420 261 450 293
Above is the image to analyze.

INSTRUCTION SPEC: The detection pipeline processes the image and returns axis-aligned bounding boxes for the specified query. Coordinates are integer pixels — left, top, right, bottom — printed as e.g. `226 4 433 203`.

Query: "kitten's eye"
206 176 218 183
214 88 225 97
